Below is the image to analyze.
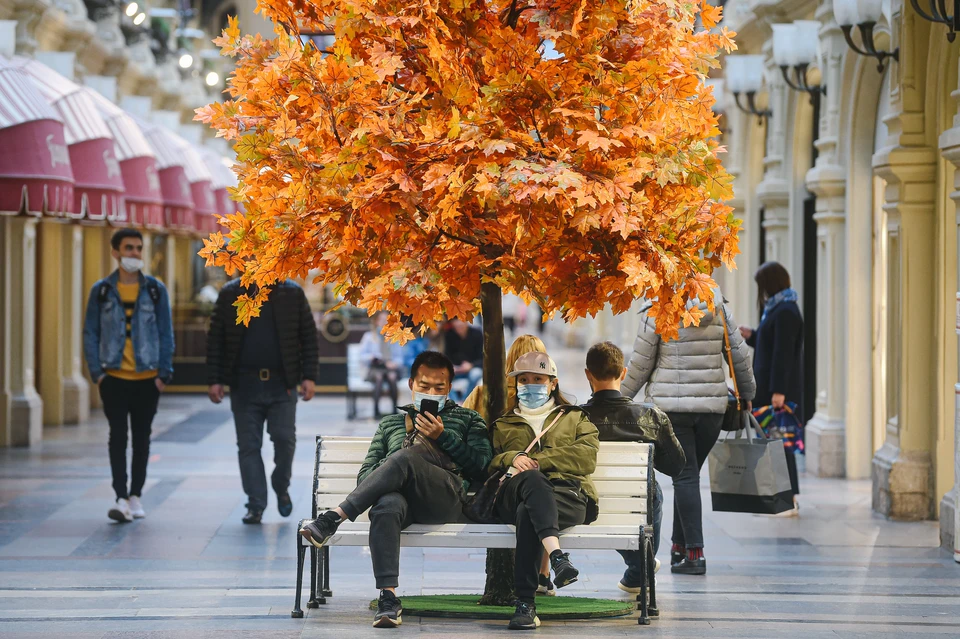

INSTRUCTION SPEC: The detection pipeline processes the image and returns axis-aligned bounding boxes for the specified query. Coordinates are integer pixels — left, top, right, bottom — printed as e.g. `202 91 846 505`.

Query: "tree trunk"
477 281 515 606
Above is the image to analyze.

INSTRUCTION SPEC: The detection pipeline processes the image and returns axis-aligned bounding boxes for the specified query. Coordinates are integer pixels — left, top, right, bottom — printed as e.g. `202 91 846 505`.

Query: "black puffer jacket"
206 279 319 389
580 390 686 477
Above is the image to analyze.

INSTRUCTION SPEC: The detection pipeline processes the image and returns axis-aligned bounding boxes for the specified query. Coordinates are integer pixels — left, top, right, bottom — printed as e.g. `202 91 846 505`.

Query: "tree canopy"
196 0 739 340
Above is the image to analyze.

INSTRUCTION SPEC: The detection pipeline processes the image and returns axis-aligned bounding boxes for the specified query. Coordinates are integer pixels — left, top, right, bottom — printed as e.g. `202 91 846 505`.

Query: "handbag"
708 410 794 514
721 313 749 432
462 410 566 524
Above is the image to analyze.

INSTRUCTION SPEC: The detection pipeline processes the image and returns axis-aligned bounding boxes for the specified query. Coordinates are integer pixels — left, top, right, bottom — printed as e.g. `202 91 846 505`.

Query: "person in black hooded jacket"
579 341 685 592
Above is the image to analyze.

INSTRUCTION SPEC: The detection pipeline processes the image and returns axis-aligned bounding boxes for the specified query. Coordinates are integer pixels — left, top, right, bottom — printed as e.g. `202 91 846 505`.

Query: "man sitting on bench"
299 350 493 628
578 341 686 593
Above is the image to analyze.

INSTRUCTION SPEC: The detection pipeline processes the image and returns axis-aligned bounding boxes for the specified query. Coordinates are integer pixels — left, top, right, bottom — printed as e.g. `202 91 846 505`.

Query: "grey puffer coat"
621 290 756 414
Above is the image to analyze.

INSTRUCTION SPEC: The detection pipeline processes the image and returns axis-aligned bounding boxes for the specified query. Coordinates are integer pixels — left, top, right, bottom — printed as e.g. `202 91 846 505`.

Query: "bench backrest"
312 436 653 528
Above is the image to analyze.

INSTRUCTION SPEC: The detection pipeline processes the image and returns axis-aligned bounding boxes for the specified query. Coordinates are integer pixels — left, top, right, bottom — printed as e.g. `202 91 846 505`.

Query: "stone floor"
1 347 958 638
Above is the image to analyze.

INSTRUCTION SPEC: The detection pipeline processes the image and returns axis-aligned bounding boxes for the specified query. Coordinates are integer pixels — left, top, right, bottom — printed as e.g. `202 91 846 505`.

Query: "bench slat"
318 450 650 467
315 462 647 481
314 494 648 516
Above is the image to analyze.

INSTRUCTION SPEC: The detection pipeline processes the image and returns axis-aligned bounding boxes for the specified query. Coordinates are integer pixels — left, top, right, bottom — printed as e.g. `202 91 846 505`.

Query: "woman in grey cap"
487 352 600 630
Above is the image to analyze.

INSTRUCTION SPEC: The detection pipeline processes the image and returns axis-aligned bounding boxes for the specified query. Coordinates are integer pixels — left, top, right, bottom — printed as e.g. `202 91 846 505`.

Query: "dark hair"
410 350 455 384
585 341 625 381
754 261 791 315
111 228 143 251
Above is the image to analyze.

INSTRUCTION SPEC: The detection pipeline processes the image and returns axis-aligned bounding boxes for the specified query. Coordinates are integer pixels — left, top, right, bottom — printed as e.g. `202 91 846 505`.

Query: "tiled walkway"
1 350 958 638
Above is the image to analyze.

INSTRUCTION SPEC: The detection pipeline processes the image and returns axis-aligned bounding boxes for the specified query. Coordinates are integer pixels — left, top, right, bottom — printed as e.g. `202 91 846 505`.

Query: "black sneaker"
671 546 685 567
549 551 579 588
671 556 706 575
242 508 263 524
373 589 402 628
299 511 342 548
536 573 556 596
508 600 540 630
277 493 293 517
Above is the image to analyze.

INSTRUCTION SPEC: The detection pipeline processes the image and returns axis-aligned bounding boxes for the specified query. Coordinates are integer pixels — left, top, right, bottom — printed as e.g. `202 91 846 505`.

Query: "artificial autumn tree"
198 0 737 604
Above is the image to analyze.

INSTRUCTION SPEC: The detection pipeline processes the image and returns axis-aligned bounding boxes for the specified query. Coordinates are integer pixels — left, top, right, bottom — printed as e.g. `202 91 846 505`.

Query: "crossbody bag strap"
721 308 741 410
523 409 566 454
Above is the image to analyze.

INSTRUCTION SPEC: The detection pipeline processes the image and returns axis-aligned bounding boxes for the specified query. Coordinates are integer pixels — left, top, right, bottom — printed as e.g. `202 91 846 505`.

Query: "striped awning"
201 148 239 223
84 89 164 229
132 114 196 232
0 56 74 216
176 137 218 232
11 57 123 221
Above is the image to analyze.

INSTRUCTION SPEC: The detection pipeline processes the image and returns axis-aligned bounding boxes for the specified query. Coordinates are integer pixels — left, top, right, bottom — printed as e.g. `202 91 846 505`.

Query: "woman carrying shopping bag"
740 261 804 516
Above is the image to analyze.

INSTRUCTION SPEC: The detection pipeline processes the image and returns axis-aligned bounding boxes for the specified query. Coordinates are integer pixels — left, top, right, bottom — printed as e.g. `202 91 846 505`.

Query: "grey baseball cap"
508 352 558 377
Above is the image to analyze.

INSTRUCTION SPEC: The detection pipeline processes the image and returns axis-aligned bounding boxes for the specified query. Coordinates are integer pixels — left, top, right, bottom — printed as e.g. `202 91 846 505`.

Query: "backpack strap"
99 283 110 303
146 278 160 304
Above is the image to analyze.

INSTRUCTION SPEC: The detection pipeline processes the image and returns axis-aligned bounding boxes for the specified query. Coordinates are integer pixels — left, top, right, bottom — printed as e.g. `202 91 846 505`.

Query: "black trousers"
99 376 160 500
230 375 298 511
340 448 465 589
669 412 724 550
785 450 800 496
368 365 399 415
495 471 587 601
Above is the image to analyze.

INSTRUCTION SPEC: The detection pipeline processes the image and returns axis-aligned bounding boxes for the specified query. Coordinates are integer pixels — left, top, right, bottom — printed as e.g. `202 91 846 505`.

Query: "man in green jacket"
299 350 493 628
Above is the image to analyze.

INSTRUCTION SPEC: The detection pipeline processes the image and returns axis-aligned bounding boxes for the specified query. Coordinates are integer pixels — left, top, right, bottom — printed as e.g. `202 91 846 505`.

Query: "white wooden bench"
292 435 659 624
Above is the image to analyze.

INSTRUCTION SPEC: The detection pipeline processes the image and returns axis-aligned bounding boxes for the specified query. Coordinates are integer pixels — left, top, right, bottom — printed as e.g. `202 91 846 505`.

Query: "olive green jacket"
358 403 494 491
489 406 600 505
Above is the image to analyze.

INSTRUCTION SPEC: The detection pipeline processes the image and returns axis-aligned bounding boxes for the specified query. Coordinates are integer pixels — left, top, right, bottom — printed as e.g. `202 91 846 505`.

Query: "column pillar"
803 7 848 477
872 145 938 520
61 224 89 422
755 55 792 265
0 217 43 446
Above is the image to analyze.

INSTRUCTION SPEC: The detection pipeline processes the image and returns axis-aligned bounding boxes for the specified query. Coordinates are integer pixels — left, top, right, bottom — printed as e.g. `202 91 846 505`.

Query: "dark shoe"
299 511 342 549
277 493 293 517
536 573 555 596
508 600 540 630
373 589 402 628
242 508 263 525
549 551 579 588
670 545 685 566
671 556 706 575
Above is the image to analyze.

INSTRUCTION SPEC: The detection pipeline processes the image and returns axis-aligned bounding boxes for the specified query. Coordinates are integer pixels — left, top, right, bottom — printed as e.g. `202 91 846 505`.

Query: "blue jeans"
454 367 483 401
617 482 663 584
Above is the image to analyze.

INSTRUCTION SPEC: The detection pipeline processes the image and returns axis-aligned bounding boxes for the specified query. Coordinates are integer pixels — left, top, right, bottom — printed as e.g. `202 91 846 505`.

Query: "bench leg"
307 547 320 608
322 546 333 597
292 536 306 618
347 393 356 420
635 533 650 625
646 536 659 618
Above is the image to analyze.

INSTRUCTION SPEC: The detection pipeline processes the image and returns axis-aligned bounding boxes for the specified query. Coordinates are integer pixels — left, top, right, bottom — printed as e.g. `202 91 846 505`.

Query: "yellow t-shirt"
106 282 157 381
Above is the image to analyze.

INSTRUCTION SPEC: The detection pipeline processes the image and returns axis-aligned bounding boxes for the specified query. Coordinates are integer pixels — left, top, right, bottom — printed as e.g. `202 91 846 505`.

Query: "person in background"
579 341 685 592
206 279 319 524
358 311 405 418
489 352 599 630
622 288 755 575
739 261 804 516
444 318 484 400
461 334 546 423
501 293 522 337
298 351 493 628
83 229 174 524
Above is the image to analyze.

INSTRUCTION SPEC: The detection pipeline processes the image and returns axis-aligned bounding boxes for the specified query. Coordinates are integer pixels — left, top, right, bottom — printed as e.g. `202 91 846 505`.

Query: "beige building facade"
717 0 960 558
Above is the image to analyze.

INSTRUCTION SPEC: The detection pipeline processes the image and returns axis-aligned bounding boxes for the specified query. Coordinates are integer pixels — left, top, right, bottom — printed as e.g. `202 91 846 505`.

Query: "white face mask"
120 257 143 273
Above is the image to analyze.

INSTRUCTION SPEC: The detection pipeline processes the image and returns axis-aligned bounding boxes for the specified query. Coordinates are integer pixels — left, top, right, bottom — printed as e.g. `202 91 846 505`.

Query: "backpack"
99 278 161 307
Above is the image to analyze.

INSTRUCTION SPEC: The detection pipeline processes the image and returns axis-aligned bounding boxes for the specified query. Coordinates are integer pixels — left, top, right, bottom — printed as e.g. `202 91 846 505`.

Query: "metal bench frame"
293 435 658 625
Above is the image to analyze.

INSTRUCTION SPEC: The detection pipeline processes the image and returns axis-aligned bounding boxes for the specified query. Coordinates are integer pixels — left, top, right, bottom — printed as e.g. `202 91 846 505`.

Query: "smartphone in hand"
419 399 440 419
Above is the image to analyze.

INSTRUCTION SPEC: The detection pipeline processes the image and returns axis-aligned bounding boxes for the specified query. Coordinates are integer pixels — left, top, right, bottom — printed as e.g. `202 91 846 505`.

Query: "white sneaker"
128 496 146 519
108 498 134 523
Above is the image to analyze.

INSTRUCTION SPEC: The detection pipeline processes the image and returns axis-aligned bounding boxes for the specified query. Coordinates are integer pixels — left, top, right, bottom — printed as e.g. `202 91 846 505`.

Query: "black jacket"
206 279 319 389
746 300 804 416
444 325 484 368
579 390 686 477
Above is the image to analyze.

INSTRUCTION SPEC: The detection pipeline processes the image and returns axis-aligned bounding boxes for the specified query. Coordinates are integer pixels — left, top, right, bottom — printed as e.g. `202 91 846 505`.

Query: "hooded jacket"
622 289 756 414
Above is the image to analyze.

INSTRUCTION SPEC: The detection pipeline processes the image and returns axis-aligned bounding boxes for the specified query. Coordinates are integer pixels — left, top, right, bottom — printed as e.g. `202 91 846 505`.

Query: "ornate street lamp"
725 54 771 124
705 78 728 115
772 21 826 98
834 0 899 72
910 0 960 42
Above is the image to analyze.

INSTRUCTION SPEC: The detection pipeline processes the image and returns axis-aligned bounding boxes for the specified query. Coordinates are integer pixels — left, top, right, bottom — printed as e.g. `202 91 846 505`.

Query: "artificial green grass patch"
368 594 634 620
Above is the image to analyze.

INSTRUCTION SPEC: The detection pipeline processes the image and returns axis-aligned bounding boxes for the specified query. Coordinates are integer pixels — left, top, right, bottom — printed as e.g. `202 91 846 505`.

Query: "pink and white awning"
85 89 164 229
11 57 123 221
135 116 196 233
0 56 74 216
198 147 238 235
175 137 218 234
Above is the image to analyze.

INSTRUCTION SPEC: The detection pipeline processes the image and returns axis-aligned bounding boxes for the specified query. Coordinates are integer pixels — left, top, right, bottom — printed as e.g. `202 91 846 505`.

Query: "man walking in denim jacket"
83 229 175 523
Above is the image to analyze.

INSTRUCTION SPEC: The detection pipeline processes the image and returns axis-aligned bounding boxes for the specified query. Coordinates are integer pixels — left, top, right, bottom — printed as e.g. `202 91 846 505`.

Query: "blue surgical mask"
413 392 447 412
517 384 551 409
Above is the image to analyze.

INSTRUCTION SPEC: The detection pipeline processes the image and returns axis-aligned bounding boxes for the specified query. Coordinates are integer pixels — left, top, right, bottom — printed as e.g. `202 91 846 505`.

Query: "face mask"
517 384 551 409
120 257 143 273
413 392 447 412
